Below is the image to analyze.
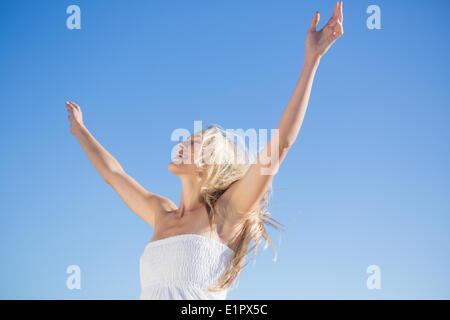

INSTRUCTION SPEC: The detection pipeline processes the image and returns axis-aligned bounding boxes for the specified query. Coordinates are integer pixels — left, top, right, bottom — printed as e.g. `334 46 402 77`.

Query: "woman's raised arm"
66 101 123 182
66 101 176 228
218 2 344 218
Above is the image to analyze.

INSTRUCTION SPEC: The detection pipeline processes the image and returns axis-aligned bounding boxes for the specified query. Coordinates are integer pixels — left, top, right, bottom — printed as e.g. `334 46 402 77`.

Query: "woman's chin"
168 159 195 176
168 161 177 170
168 159 184 174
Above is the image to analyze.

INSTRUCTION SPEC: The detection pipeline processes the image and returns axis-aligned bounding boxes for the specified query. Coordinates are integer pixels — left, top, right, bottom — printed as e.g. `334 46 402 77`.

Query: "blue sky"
1 0 449 299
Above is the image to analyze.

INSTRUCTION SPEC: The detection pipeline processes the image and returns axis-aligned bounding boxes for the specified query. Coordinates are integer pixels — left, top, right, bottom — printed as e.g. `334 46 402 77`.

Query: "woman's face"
168 133 204 176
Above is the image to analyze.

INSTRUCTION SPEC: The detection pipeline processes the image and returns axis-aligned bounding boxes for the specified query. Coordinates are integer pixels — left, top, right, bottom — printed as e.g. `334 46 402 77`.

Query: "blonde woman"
65 2 344 300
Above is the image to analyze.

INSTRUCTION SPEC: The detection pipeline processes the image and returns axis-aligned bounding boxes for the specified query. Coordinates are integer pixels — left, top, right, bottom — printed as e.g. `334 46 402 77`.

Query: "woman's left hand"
305 1 344 60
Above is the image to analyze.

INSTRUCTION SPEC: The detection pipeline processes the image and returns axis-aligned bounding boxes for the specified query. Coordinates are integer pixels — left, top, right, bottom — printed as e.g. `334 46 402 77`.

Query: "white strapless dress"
139 233 235 300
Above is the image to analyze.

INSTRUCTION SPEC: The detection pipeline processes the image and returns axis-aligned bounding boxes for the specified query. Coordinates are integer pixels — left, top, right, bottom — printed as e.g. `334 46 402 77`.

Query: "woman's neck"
177 176 204 216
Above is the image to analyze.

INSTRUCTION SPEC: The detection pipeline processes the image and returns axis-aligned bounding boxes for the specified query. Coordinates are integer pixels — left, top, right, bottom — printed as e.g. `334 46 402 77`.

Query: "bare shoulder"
148 193 178 228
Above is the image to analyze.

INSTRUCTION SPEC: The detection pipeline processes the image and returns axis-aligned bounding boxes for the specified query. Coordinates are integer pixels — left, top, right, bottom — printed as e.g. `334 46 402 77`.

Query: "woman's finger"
69 101 80 110
326 13 341 28
66 101 76 111
339 2 343 23
333 2 339 18
309 11 320 32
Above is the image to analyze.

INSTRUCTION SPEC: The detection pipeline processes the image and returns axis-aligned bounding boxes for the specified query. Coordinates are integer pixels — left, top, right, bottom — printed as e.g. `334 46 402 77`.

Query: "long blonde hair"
191 124 286 292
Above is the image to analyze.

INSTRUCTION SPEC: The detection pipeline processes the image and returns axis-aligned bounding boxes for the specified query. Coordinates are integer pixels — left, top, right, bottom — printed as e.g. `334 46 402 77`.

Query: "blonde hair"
191 124 286 292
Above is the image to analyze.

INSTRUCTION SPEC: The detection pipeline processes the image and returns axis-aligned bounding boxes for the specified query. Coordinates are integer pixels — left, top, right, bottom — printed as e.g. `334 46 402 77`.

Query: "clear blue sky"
1 0 449 299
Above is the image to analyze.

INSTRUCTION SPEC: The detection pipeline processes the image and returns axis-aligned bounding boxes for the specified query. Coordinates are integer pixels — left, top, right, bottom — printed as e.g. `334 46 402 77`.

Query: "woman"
65 2 344 299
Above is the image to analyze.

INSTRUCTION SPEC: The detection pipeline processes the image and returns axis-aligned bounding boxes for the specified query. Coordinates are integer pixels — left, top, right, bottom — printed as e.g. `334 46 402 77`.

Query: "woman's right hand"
305 1 343 60
66 101 85 134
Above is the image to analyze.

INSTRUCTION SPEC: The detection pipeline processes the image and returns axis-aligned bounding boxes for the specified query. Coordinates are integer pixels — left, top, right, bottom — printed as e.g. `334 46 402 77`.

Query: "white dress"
139 233 235 300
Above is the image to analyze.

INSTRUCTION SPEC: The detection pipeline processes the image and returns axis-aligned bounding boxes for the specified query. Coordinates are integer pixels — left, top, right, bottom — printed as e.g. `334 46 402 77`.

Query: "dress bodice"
139 233 235 300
